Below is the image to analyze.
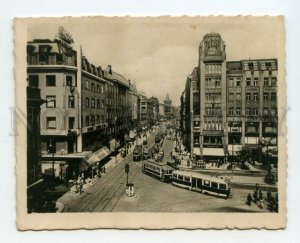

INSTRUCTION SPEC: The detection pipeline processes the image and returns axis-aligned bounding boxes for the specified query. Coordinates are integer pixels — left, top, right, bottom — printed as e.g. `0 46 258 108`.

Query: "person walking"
247 193 252 206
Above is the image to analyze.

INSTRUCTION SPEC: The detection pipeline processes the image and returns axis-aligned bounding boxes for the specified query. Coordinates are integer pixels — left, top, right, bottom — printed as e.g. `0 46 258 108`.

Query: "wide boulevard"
62 125 272 213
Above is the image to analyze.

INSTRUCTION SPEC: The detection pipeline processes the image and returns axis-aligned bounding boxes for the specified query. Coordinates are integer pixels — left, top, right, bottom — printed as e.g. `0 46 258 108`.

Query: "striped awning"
84 147 110 166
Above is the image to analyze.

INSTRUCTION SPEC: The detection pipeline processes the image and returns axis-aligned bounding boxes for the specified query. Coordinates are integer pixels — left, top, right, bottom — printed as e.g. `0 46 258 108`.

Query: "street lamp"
48 139 55 189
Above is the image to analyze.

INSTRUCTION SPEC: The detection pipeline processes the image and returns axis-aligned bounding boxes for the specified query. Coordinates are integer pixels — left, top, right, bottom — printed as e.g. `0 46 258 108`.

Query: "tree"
236 146 252 166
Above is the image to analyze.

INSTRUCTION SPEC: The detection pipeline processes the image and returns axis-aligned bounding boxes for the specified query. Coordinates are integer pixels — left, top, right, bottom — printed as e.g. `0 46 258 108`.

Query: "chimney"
108 65 112 74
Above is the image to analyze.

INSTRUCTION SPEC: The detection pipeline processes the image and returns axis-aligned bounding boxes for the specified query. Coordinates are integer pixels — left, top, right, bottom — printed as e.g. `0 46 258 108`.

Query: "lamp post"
48 139 55 189
189 77 193 160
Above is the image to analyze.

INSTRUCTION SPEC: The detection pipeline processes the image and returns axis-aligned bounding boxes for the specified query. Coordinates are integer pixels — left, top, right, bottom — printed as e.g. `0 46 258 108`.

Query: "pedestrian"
253 190 258 204
255 183 260 192
247 193 252 206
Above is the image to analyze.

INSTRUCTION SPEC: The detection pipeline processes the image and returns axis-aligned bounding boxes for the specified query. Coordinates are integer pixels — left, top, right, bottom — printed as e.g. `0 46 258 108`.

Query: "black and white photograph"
14 16 286 229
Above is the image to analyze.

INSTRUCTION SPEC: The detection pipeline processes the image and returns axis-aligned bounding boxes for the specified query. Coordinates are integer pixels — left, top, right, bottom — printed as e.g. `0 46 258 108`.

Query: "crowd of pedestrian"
246 183 278 212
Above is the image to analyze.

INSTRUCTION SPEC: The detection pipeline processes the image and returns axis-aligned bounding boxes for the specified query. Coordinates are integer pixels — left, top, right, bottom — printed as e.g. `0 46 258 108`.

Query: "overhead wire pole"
189 77 193 161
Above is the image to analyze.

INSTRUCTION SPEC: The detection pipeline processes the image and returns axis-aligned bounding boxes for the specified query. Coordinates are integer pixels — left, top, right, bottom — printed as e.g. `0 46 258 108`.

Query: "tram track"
64 128 161 212
99 164 141 212
65 158 127 212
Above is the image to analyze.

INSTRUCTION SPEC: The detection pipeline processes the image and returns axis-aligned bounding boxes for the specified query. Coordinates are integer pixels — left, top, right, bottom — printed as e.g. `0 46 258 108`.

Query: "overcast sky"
27 17 283 106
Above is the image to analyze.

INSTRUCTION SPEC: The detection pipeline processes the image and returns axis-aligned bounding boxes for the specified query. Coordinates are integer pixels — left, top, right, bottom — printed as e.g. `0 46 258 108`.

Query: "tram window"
219 183 227 190
204 180 210 186
211 182 218 188
178 175 183 180
197 179 202 186
184 176 190 182
173 174 177 178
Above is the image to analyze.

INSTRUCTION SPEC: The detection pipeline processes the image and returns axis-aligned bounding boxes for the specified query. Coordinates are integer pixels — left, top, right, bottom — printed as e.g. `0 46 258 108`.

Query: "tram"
142 160 174 182
172 170 231 198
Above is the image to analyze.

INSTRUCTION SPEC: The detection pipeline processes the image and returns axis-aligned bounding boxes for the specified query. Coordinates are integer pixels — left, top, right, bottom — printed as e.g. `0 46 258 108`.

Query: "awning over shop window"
129 131 136 139
84 146 110 167
193 148 201 156
228 145 243 156
110 139 120 150
203 148 224 156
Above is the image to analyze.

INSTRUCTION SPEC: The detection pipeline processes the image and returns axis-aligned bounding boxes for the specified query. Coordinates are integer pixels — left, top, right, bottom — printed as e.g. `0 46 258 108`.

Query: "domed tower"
198 33 227 161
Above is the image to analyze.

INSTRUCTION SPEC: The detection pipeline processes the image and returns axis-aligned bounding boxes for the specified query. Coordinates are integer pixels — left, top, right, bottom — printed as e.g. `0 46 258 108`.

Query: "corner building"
181 33 278 162
27 38 134 181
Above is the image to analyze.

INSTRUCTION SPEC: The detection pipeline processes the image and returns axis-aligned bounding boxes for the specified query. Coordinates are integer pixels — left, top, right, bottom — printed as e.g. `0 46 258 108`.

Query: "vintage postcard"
15 16 286 230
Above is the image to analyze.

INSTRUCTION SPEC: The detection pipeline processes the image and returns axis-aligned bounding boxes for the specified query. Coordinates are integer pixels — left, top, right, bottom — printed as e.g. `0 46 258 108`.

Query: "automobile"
142 147 150 160
133 145 143 161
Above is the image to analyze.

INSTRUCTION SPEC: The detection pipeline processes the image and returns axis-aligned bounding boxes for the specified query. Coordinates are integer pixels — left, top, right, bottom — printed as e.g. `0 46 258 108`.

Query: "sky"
27 17 283 106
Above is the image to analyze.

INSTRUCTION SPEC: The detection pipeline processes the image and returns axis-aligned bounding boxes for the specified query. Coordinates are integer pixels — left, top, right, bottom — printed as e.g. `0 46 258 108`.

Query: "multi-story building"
181 33 278 163
129 82 139 129
27 35 134 181
138 93 148 126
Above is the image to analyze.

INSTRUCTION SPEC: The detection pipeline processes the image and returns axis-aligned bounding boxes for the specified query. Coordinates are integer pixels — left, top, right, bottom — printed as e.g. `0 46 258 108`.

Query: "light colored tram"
142 160 174 182
172 170 231 198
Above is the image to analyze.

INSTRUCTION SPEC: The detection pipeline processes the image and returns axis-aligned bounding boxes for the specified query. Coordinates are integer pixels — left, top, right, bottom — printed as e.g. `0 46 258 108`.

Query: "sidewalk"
55 148 132 212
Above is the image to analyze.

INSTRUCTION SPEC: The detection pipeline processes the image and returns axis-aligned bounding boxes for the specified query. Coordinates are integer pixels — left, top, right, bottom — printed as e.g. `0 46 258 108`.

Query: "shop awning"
84 147 110 167
193 148 201 156
129 130 136 139
228 145 243 156
202 148 224 156
110 139 120 150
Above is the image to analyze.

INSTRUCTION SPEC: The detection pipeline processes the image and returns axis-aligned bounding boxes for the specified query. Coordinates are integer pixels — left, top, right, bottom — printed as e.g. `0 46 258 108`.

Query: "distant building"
159 103 165 118
164 94 172 118
181 33 278 163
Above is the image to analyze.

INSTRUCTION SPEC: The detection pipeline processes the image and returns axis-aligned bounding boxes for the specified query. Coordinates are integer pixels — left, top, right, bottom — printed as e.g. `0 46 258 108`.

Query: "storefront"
202 147 225 162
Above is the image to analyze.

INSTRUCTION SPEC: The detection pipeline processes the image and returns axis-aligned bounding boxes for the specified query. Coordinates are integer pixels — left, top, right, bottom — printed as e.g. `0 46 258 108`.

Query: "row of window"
27 53 74 66
46 116 75 129
46 115 107 129
205 77 221 88
28 75 75 88
205 64 222 75
204 121 223 130
205 92 222 102
84 80 105 94
228 108 277 116
46 95 75 108
85 98 104 109
228 92 277 102
84 115 105 127
228 77 277 87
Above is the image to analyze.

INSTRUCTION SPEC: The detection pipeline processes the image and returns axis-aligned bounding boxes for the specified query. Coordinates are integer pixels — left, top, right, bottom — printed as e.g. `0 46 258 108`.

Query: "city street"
60 125 272 213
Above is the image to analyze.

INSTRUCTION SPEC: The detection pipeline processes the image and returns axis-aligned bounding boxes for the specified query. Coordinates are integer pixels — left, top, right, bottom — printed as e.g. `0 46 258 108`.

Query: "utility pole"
190 78 193 161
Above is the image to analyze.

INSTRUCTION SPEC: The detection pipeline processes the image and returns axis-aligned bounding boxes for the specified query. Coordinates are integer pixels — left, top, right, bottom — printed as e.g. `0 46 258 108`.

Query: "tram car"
142 160 174 182
172 170 231 198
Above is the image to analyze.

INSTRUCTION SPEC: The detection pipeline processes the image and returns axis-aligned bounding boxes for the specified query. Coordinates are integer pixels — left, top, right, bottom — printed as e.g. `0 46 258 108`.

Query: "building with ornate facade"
164 94 173 118
181 33 278 163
